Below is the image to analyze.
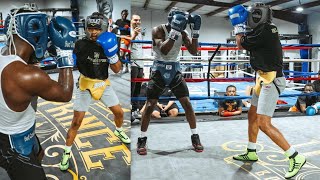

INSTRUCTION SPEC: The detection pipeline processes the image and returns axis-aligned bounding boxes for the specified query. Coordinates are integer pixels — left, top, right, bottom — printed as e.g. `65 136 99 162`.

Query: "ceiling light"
296 0 303 12
296 6 303 12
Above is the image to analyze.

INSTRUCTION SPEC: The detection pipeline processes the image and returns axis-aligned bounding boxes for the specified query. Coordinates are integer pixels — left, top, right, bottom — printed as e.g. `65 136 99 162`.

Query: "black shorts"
154 103 179 113
0 132 46 180
147 71 189 99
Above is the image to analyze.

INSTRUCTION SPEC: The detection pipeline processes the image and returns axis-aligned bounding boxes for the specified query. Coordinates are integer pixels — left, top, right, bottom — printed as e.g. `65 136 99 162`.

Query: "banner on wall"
96 0 113 20
95 0 130 34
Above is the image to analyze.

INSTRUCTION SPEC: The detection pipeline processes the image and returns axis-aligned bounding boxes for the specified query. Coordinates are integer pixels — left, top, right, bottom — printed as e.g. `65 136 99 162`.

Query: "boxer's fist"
49 16 76 68
228 5 249 35
49 16 76 50
171 14 188 32
168 14 188 41
228 5 248 26
97 32 119 64
189 14 201 38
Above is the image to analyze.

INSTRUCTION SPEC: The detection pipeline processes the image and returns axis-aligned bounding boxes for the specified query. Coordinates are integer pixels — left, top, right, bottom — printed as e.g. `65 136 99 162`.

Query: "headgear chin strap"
167 7 190 25
247 3 272 29
85 12 108 39
4 6 48 59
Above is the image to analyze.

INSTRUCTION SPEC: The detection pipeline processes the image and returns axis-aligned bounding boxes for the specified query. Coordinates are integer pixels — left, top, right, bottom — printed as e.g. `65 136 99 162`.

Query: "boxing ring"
130 40 320 114
129 40 320 180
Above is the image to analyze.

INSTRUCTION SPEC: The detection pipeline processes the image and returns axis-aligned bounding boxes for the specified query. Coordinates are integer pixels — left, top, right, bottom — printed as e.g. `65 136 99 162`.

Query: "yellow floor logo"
36 98 131 180
223 141 320 180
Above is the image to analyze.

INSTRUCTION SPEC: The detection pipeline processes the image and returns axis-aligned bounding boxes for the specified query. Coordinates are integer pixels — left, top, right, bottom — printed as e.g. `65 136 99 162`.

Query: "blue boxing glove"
306 106 316 116
168 14 188 41
307 102 320 115
189 14 201 39
313 102 320 111
96 32 119 64
48 16 77 68
228 5 249 35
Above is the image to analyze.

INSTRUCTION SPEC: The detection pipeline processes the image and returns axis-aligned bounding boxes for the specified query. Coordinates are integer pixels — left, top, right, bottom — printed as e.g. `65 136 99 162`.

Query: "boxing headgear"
85 12 108 39
167 7 189 25
4 6 48 59
247 3 272 29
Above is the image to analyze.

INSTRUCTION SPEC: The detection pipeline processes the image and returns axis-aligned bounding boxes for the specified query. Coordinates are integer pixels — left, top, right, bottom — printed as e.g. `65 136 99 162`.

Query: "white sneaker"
133 110 142 119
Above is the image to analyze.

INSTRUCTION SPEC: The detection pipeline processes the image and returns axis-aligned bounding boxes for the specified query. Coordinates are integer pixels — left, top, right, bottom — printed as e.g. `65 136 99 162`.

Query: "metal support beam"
272 9 307 24
165 2 178 12
70 0 80 32
39 8 77 12
266 0 294 7
171 0 238 8
188 5 204 13
206 0 250 16
284 0 320 11
143 0 151 9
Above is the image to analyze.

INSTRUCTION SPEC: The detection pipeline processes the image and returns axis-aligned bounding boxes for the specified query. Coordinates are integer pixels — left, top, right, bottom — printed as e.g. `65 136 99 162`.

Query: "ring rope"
131 92 320 101
131 77 320 83
131 40 320 48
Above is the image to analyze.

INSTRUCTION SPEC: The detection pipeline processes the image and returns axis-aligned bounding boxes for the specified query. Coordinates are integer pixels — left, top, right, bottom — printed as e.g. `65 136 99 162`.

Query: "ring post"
207 44 221 97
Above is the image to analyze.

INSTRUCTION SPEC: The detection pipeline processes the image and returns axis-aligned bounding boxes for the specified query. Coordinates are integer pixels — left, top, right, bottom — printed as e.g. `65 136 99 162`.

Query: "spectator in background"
218 85 242 117
115 9 130 73
312 70 320 93
131 14 144 113
289 83 319 113
140 89 179 119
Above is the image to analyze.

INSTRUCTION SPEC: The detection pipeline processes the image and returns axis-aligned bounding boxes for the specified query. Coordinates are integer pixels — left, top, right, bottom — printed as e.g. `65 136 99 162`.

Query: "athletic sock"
64 145 72 153
141 131 147 138
191 128 198 135
116 127 123 132
285 146 296 157
247 142 256 150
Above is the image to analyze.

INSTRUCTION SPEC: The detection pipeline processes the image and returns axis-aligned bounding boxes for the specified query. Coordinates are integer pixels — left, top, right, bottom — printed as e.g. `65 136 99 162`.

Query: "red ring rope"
141 46 312 51
120 48 131 53
132 77 320 83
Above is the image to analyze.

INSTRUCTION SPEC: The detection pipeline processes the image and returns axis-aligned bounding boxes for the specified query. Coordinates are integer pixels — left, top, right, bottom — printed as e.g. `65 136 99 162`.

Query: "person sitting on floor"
218 85 242 117
140 88 179 119
289 83 319 113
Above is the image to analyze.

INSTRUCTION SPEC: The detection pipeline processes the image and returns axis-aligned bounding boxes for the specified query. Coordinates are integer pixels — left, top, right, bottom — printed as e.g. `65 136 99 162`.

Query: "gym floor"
0 70 131 180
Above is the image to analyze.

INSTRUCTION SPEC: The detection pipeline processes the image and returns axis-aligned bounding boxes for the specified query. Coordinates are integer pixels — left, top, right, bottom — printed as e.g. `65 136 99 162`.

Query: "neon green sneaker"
114 129 131 144
59 150 71 171
233 148 259 161
285 152 306 179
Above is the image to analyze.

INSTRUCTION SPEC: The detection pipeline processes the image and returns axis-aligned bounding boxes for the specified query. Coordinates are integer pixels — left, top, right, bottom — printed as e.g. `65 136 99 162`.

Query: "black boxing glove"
168 14 188 41
189 14 201 39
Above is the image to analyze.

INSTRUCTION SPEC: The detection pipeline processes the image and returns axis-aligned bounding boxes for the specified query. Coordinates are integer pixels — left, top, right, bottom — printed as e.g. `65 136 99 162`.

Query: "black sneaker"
137 137 147 155
191 134 204 152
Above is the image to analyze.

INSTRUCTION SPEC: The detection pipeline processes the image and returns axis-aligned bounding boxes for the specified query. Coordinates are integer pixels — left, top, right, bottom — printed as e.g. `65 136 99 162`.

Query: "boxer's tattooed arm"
152 26 175 55
182 32 198 55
